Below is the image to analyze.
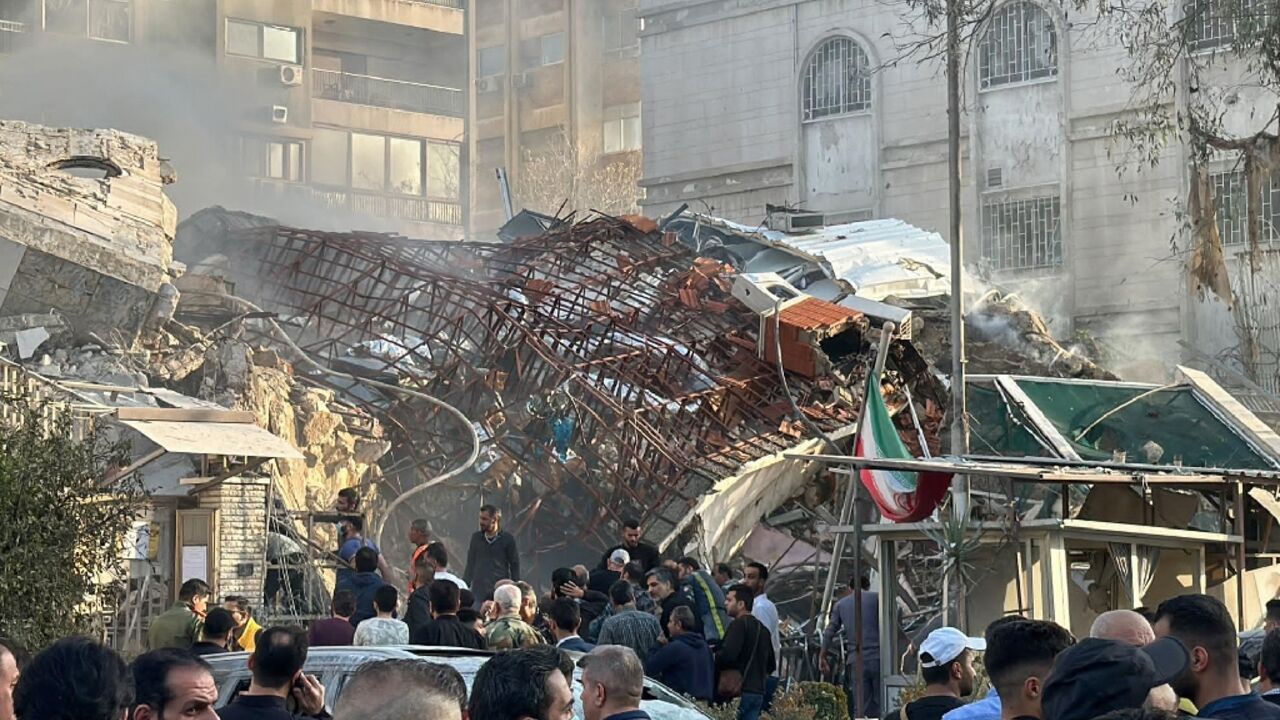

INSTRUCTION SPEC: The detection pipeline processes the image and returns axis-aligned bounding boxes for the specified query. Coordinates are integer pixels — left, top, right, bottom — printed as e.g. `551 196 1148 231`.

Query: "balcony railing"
0 20 24 54
409 0 465 7
313 68 465 118
252 179 463 227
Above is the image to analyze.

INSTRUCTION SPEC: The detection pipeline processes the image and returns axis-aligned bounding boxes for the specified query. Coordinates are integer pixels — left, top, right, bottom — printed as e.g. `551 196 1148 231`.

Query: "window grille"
978 2 1058 88
1210 169 1280 245
1185 0 1270 51
981 195 1063 270
801 37 872 121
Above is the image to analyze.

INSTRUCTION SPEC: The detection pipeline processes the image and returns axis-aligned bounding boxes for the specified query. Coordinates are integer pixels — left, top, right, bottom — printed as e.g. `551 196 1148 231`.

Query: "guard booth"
799 367 1280 714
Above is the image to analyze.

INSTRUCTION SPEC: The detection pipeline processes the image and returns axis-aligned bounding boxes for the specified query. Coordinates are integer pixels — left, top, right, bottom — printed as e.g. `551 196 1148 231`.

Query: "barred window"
1209 169 1280 245
802 37 872 121
978 2 1058 89
1185 0 1270 52
981 195 1063 270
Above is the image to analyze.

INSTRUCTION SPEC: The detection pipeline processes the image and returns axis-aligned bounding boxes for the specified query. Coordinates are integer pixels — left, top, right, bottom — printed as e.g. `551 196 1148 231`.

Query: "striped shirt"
597 609 663 659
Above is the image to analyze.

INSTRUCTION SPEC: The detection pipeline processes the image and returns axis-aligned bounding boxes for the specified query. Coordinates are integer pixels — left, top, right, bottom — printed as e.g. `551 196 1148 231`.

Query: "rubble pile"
170 210 945 571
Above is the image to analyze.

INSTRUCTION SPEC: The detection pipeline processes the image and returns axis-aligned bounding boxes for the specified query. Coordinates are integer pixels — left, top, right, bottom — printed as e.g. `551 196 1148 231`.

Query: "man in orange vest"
406 518 433 592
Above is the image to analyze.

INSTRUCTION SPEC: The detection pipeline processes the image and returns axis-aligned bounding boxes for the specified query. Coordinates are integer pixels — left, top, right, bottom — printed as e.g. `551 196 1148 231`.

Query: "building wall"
200 475 271 601
638 0 1242 378
468 0 643 236
0 0 467 239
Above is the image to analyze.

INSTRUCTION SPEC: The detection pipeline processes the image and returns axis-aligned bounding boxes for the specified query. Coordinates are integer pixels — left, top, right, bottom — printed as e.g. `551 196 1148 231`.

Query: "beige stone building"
468 0 643 235
0 0 466 239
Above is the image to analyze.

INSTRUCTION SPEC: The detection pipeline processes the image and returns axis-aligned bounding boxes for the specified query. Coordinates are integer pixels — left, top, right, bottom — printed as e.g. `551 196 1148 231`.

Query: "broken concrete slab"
0 121 178 345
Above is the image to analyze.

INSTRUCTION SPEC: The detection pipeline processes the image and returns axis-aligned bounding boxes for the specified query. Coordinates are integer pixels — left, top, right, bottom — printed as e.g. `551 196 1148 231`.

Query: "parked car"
203 645 711 720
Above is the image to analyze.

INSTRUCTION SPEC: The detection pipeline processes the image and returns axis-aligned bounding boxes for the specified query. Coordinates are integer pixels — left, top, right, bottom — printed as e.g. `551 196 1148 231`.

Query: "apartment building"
468 0 643 235
0 0 467 239
638 0 1278 385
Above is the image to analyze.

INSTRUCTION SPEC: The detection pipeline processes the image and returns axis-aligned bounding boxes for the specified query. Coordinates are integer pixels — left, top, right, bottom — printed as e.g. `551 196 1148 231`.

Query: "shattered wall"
0 121 177 345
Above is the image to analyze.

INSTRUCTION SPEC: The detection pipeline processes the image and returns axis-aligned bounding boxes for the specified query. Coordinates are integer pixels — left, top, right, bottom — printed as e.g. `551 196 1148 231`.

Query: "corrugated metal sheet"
685 213 959 300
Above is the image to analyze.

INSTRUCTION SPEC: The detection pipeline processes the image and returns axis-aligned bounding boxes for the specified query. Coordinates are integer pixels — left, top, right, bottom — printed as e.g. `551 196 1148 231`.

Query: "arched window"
802 37 872 121
978 2 1058 89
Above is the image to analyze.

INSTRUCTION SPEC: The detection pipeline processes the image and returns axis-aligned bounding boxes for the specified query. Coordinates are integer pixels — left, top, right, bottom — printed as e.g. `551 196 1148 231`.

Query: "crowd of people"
0 625 657 720
10 495 1280 720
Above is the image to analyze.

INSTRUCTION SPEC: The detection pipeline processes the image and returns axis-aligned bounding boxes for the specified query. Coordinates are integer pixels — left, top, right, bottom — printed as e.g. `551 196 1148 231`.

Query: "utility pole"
945 0 972 630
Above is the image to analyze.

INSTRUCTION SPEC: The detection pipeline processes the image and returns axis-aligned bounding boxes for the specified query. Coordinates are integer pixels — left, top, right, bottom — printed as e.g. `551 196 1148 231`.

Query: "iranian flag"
855 371 952 522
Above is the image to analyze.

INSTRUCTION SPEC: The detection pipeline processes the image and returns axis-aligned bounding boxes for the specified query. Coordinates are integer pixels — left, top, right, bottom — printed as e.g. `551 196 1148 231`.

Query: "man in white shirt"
744 562 781 707
425 543 468 590
354 586 409 646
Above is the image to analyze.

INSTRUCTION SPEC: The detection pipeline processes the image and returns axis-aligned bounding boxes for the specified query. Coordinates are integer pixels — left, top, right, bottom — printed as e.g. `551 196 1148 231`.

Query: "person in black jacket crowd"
1260 629 1280 705
646 567 698 640
716 584 775 720
645 605 714 702
404 551 437 637
412 580 486 650
205 626 331 720
463 504 520 605
598 518 660 573
882 627 983 720
336 547 389 626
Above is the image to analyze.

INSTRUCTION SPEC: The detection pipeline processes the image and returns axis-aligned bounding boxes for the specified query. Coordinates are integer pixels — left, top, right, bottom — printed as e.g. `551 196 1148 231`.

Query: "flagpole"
820 321 894 718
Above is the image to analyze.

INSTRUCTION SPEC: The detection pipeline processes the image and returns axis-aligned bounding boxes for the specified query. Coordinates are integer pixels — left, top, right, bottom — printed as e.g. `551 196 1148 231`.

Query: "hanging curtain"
1108 542 1162 604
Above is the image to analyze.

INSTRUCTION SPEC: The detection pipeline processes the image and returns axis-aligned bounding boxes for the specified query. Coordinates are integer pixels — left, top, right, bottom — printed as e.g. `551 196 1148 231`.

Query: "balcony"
411 0 464 6
311 0 464 34
251 179 463 229
313 68 464 118
0 20 24 54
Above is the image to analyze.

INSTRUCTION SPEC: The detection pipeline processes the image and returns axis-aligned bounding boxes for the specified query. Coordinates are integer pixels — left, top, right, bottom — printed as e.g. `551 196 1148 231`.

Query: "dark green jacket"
148 603 201 650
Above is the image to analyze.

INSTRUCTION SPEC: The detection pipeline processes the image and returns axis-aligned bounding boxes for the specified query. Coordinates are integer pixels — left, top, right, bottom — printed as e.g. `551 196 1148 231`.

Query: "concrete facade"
0 0 466 239
0 121 177 343
468 0 643 235
637 0 1255 379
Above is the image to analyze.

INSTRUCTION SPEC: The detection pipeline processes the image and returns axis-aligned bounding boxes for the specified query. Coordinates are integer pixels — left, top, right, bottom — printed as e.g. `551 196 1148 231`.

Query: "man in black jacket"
404 552 436 637
598 518 660 572
412 580 486 649
217 626 330 720
463 504 520 605
646 567 698 640
716 585 775 720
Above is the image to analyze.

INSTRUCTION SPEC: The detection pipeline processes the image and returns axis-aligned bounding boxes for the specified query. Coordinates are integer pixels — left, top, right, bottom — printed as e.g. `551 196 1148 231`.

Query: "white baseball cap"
919 627 986 667
609 548 631 565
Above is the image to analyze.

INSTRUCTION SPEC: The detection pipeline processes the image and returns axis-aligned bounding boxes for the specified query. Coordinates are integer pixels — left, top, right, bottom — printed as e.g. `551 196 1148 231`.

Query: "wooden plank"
115 407 258 424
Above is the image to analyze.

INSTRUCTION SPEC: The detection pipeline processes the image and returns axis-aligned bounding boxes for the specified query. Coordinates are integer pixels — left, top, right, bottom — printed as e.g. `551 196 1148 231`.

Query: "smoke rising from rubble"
0 36 407 234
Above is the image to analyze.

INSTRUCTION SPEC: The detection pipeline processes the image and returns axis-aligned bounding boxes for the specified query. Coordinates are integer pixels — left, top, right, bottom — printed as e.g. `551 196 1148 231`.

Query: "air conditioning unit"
271 105 289 124
767 211 826 233
512 72 533 89
477 75 502 94
279 64 303 86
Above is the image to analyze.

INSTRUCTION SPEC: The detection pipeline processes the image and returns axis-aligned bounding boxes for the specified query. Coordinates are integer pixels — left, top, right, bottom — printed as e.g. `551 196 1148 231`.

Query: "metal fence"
312 68 464 118
978 1 1058 88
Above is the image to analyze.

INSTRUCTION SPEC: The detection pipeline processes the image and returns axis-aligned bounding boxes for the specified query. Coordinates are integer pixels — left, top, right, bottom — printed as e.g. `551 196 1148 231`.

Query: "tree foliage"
0 396 147 649
516 128 643 219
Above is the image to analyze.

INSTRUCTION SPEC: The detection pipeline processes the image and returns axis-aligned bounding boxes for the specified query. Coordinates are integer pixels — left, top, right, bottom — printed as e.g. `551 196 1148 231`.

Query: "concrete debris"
0 121 178 345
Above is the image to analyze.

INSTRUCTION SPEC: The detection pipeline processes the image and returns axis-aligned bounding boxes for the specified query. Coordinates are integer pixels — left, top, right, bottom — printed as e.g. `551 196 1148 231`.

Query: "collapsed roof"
174 209 950 569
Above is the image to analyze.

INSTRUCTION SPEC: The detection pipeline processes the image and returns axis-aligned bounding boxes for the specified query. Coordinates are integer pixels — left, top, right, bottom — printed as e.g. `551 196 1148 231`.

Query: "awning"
117 419 303 460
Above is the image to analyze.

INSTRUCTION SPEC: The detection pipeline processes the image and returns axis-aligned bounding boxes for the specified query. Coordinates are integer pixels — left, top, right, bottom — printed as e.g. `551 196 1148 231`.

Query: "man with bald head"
580 646 649 720
1090 609 1178 711
335 659 464 720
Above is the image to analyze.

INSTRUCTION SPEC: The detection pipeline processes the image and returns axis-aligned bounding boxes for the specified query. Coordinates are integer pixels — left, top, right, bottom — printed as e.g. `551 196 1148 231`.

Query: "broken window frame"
801 36 873 122
224 17 301 65
977 1 1058 90
980 191 1064 271
1183 0 1271 52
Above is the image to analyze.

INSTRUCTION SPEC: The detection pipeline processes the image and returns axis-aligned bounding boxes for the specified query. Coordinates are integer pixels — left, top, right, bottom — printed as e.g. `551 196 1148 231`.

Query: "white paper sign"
181 545 208 583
